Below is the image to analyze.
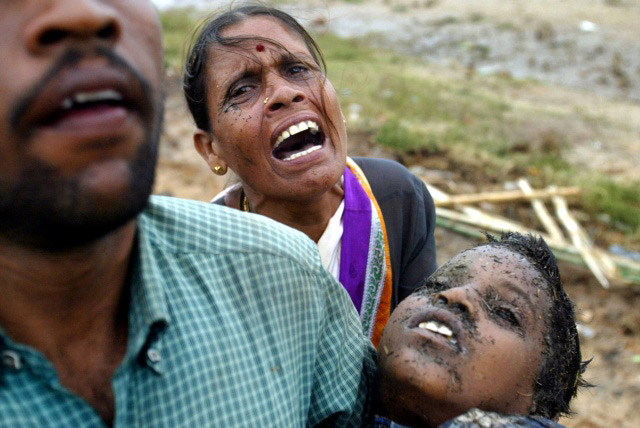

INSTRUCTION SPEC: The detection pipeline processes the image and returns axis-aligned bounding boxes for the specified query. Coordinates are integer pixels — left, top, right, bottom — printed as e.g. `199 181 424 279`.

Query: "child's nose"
434 287 475 317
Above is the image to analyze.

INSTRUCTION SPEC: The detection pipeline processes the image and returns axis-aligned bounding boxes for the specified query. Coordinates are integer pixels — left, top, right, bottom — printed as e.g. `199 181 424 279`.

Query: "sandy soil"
155 1 640 426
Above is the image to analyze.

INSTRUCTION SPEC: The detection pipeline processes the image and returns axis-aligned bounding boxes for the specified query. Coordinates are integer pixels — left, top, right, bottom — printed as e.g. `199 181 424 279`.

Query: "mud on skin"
377 245 553 426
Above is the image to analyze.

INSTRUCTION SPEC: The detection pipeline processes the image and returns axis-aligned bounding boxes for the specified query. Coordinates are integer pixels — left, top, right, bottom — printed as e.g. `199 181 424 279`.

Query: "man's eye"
494 306 520 327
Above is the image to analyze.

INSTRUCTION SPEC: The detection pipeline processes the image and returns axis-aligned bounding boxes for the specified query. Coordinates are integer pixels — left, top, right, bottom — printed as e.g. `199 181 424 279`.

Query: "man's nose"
24 0 121 54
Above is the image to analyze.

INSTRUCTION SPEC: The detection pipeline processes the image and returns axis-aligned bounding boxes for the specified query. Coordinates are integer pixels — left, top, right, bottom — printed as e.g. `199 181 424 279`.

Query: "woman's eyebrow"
219 66 256 95
279 51 317 66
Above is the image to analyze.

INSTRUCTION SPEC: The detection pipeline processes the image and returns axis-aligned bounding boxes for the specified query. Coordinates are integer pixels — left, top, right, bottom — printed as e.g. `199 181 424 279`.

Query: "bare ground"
155 1 640 426
157 75 640 428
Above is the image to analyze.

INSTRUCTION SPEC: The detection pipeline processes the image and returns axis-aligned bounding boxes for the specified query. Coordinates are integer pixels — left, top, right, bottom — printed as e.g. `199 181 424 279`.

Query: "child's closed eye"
493 306 521 328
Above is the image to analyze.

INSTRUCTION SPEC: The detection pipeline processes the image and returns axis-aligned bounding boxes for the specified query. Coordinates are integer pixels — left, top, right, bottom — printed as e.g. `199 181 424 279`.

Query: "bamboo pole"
435 217 640 286
517 178 568 245
552 195 612 288
433 187 580 207
427 181 639 286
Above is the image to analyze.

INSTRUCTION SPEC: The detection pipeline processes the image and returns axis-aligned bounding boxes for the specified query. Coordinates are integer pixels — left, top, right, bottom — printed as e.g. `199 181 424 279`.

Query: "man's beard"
0 111 162 251
0 46 165 252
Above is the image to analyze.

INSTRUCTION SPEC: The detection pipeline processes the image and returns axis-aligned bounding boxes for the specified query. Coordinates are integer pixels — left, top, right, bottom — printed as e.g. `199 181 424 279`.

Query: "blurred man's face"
0 0 164 250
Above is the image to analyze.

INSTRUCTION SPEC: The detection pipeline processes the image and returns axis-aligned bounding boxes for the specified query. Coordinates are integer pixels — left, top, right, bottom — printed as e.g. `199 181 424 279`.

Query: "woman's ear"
194 129 228 175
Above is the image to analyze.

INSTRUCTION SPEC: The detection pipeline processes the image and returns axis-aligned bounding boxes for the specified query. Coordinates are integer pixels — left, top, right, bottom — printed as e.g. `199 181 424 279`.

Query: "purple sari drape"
339 167 372 312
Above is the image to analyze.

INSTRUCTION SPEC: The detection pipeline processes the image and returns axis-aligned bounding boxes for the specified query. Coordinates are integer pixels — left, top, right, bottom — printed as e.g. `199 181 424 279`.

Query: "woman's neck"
229 183 344 243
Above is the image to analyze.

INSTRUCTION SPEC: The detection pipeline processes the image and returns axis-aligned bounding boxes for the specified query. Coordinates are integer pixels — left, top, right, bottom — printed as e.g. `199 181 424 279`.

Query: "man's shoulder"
138 196 320 269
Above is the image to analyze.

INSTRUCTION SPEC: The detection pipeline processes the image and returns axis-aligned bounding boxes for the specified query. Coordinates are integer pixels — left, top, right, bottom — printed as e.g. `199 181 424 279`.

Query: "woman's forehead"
220 15 309 52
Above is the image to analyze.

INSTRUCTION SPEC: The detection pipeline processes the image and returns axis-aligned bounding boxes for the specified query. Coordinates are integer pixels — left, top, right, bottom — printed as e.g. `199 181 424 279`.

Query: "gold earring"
213 165 225 176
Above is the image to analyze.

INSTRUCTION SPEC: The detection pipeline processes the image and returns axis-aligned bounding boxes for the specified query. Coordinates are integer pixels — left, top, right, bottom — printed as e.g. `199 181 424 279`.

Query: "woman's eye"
495 307 520 327
288 64 311 77
229 84 254 99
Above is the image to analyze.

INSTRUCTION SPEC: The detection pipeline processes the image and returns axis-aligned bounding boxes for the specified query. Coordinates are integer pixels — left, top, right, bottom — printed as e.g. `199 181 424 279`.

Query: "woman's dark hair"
483 232 591 420
183 3 327 132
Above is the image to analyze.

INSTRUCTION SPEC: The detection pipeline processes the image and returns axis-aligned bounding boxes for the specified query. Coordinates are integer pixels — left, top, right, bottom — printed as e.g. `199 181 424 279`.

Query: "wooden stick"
432 187 580 207
436 207 565 248
517 178 568 245
552 195 612 288
435 217 640 286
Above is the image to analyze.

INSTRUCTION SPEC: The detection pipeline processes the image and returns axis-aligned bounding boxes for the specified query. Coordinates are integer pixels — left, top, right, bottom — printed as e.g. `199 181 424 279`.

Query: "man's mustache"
10 46 155 136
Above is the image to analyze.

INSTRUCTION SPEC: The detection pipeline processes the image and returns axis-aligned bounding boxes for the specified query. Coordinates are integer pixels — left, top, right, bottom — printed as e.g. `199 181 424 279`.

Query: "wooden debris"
552 194 613 288
433 186 580 207
423 179 640 288
517 178 568 246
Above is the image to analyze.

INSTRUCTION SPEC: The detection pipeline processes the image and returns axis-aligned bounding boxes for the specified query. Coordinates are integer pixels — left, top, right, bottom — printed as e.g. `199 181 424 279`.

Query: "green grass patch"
160 8 198 70
158 9 640 240
584 179 640 233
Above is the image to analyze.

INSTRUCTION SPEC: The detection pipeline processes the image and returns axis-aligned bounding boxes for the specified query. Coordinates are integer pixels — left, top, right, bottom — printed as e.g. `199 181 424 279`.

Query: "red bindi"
256 44 265 52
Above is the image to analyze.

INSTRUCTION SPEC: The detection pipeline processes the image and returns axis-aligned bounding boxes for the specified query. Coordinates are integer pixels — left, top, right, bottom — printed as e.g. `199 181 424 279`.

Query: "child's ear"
193 129 228 175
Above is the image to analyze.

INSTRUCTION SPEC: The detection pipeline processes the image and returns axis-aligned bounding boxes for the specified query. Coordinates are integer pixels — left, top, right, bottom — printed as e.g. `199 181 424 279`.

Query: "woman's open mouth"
272 120 324 161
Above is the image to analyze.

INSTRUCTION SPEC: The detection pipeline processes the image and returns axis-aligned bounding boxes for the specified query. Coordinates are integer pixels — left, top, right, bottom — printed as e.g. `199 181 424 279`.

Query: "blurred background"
152 1 640 426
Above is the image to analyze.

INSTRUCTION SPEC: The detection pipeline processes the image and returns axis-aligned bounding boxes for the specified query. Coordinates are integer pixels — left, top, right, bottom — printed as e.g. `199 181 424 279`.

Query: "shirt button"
146 348 161 364
1 350 22 371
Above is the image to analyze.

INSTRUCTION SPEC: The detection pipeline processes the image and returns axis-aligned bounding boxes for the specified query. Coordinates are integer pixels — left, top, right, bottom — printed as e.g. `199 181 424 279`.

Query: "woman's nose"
264 76 307 113
24 0 121 54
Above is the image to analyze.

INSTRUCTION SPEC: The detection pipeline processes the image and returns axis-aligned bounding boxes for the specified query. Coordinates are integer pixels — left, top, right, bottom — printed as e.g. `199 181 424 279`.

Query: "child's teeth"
438 325 453 337
418 321 453 338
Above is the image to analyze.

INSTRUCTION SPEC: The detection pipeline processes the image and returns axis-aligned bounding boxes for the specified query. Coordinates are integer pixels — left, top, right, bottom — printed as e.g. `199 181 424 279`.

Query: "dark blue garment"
373 416 412 428
440 408 565 428
373 409 564 428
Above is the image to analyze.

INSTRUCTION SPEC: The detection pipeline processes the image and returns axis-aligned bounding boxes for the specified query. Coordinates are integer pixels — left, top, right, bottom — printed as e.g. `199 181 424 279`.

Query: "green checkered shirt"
0 196 375 427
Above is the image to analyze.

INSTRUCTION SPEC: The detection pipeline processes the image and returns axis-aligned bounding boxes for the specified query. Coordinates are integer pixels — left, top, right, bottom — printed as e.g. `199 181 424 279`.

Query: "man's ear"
194 129 228 175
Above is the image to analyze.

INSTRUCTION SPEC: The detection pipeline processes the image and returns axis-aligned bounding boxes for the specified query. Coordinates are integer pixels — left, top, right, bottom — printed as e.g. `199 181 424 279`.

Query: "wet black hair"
481 232 591 420
183 3 327 133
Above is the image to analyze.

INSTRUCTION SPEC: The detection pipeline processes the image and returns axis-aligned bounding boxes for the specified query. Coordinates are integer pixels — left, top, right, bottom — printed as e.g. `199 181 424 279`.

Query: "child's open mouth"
418 320 458 346
272 120 324 162
409 308 465 353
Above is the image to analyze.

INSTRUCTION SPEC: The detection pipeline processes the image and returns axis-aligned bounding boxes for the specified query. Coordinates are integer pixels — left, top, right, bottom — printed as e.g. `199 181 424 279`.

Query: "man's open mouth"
272 120 324 161
15 63 151 137
44 89 128 125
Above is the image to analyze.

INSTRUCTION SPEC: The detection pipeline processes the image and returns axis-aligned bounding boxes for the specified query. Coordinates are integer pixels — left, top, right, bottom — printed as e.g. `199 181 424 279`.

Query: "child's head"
377 232 588 427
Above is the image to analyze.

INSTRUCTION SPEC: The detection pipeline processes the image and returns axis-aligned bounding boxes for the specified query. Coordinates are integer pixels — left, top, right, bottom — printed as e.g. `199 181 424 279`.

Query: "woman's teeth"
418 321 453 338
274 120 319 150
283 144 321 161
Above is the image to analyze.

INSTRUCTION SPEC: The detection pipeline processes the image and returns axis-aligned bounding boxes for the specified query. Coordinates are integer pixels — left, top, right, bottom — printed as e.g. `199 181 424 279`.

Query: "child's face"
378 246 551 427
